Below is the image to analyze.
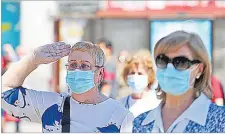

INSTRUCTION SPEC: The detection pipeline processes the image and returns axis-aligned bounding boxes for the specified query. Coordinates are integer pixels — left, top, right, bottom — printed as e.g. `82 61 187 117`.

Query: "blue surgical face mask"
156 64 195 96
127 74 148 93
66 70 95 94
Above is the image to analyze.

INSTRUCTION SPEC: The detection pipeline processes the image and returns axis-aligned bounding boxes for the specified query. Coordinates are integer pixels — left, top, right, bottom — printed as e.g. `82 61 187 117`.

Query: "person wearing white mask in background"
2 41 134 133
119 50 161 118
133 31 225 133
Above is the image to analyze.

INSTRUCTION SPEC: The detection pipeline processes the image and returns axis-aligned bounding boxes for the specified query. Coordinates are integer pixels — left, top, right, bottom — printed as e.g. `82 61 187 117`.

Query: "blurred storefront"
1 0 225 100
1 1 225 132
51 0 225 94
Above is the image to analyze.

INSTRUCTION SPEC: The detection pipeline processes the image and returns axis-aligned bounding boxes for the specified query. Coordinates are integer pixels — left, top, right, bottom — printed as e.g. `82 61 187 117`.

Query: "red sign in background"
97 0 225 18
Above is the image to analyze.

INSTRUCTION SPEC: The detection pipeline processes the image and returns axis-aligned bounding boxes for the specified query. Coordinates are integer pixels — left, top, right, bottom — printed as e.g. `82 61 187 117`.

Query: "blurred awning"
96 0 225 19
50 1 225 19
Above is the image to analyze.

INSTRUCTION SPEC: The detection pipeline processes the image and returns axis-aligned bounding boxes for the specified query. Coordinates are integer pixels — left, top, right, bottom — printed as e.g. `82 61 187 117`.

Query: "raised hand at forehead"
31 42 71 65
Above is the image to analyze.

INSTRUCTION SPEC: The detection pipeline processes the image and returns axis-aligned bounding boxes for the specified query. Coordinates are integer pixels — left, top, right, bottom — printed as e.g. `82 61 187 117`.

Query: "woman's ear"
99 67 104 83
196 63 204 79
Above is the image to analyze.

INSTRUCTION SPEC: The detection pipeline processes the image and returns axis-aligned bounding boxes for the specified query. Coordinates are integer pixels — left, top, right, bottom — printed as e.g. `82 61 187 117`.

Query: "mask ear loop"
94 66 104 85
67 85 72 95
189 64 198 87
191 64 202 98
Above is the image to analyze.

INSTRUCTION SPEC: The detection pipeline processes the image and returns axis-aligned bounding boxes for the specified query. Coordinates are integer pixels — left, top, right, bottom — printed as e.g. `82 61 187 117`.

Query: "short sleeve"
118 96 127 107
1 86 65 124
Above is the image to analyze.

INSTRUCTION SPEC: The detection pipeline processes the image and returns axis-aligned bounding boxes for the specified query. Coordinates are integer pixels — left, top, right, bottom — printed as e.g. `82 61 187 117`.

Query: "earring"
196 74 200 79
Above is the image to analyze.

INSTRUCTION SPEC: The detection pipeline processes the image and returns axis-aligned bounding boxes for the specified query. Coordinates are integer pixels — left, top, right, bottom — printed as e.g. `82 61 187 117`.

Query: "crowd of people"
1 30 225 132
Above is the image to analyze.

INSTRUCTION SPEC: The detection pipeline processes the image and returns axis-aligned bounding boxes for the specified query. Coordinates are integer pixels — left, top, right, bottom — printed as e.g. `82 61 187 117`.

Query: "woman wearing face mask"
133 31 225 133
2 41 134 133
119 50 161 118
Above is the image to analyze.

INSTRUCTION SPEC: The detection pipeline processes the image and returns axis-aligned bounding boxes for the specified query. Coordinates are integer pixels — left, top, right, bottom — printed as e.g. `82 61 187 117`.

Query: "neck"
71 87 103 104
131 88 149 100
163 88 195 112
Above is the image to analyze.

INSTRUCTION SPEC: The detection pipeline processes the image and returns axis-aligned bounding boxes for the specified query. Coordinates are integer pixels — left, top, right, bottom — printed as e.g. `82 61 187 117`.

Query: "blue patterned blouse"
133 93 225 133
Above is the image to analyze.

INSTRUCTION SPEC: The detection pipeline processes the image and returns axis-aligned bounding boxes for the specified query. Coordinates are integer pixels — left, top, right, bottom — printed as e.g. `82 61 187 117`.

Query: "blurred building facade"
17 0 225 95
1 0 225 132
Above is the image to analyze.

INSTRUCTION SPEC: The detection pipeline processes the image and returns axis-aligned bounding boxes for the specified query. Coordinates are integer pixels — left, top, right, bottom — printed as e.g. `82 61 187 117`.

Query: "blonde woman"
2 41 134 133
119 50 161 118
133 31 225 133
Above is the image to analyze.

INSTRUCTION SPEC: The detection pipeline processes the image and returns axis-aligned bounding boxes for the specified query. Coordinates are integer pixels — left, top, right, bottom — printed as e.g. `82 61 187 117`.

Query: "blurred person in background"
3 44 20 62
2 41 133 133
116 50 132 99
1 55 9 75
96 38 118 99
1 109 4 132
2 48 9 133
133 31 225 133
1 44 21 132
1 55 8 132
211 75 224 106
119 50 161 118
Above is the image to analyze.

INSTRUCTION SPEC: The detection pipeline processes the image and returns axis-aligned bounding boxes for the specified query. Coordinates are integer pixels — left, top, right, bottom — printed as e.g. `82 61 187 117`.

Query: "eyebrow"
68 60 91 63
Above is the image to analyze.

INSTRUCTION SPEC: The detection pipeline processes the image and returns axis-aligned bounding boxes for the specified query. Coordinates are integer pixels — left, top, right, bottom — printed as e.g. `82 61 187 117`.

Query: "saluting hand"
31 42 71 65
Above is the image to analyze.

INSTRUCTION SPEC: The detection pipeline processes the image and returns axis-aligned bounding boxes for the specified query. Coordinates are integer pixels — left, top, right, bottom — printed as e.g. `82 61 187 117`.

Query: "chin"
132 93 142 99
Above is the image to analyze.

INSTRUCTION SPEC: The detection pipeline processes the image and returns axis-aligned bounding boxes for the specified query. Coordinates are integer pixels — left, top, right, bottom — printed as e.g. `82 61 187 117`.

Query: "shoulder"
133 104 159 126
185 102 225 133
33 90 68 106
190 103 225 132
102 98 134 130
133 110 155 133
207 103 225 124
41 92 69 132
118 96 129 105
2 86 68 106
108 98 129 114
208 103 225 115
133 110 152 126
106 98 132 121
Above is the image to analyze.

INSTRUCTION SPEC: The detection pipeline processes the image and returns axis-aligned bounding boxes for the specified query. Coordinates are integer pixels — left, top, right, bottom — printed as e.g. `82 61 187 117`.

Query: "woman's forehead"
68 50 94 63
164 44 195 60
156 43 195 60
128 63 146 72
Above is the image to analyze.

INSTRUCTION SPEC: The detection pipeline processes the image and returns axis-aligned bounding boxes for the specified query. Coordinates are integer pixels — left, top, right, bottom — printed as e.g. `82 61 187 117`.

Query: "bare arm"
1 42 71 123
2 54 38 90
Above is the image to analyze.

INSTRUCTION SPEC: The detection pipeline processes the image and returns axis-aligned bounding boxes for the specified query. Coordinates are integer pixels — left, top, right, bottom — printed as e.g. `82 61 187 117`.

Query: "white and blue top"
133 93 225 133
119 89 161 118
1 86 134 133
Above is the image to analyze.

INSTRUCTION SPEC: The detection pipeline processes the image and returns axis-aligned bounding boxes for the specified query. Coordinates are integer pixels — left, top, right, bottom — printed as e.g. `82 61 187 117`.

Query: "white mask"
127 74 148 93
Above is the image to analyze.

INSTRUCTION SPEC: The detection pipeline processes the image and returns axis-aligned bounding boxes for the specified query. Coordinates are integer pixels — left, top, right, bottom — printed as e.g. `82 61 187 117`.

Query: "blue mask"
127 75 148 93
156 64 192 96
66 70 95 94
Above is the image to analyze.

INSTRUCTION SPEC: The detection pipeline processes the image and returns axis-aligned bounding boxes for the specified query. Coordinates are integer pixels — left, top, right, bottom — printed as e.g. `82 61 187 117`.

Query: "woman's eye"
70 63 77 68
138 72 143 75
130 72 135 75
81 64 90 69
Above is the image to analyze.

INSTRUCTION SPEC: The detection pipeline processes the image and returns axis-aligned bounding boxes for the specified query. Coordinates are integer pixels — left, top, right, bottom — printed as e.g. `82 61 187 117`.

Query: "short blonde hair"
154 31 212 100
123 50 155 89
72 41 105 66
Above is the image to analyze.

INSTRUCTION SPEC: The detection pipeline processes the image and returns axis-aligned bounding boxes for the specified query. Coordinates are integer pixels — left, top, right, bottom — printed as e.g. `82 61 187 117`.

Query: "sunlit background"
1 0 225 132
